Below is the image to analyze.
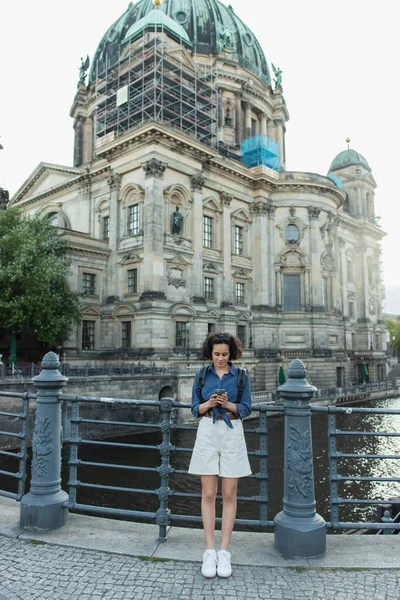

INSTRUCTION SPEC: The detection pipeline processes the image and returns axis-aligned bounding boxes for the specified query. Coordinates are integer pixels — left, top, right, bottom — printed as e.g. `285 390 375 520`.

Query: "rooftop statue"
218 25 237 53
78 55 90 85
272 63 283 90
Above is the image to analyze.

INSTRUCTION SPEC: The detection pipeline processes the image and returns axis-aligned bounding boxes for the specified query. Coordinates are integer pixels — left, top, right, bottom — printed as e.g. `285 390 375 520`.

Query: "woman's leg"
220 477 239 550
201 475 218 549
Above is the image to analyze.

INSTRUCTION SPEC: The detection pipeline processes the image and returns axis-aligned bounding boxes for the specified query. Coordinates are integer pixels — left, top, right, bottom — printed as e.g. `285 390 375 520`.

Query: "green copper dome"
329 149 371 172
123 8 191 46
90 0 271 85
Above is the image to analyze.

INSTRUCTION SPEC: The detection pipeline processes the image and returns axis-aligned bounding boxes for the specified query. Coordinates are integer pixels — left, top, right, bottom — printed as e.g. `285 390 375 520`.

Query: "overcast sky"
1 0 399 310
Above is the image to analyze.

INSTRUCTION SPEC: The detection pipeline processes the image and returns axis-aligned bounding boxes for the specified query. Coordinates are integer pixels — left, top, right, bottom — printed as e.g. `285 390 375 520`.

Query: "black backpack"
197 365 246 403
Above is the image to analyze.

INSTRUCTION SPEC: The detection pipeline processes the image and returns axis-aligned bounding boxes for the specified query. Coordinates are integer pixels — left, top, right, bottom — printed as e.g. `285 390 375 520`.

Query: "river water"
1 397 400 528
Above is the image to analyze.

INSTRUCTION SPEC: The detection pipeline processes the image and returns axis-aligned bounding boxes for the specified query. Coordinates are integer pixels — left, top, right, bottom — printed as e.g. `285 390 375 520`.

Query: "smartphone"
215 389 226 395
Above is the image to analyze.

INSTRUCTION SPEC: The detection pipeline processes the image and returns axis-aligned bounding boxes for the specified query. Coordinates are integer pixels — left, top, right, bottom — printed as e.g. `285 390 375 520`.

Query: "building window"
47 212 58 226
175 322 189 348
82 321 95 350
283 274 301 311
237 325 246 347
322 278 329 309
285 224 300 243
234 226 243 255
203 216 213 248
102 216 110 241
208 323 216 334
251 119 257 137
349 302 355 318
204 277 214 301
128 204 139 235
235 282 245 304
127 269 138 295
82 272 96 295
121 321 132 348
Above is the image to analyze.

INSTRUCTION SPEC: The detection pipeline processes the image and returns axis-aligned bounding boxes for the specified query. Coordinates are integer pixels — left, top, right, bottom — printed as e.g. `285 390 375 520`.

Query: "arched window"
285 224 300 243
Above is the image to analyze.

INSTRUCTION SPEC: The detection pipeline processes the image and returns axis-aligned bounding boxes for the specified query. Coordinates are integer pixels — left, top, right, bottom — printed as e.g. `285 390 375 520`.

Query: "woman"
188 332 252 578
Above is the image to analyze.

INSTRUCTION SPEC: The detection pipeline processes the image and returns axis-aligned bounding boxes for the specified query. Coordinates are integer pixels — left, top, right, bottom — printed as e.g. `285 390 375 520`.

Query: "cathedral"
10 0 386 389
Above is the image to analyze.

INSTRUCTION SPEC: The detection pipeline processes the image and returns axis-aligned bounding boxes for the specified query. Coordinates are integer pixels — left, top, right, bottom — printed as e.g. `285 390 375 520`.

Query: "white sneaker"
201 549 218 578
217 549 232 578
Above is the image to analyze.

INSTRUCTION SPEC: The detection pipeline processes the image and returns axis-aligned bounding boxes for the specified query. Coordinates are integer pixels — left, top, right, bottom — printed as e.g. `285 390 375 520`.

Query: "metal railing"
64 395 274 539
1 353 400 556
311 404 400 532
0 391 32 500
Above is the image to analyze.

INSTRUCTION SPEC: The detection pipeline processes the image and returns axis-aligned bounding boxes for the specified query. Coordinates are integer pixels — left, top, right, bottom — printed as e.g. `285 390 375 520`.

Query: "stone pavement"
0 497 399 600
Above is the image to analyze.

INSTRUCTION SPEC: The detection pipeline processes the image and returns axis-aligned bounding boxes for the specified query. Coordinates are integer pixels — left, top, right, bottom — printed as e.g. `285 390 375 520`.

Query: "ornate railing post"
157 397 173 541
20 352 69 530
274 358 326 557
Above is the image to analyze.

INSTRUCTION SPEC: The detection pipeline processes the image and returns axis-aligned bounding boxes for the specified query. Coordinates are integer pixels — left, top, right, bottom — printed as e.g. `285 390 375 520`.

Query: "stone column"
78 175 92 236
20 352 69 531
83 115 94 164
268 206 276 306
268 119 276 142
274 359 326 558
142 158 166 298
235 92 242 146
245 103 252 139
191 171 206 300
338 237 347 314
275 119 284 169
260 115 268 136
275 267 282 308
221 192 233 305
73 117 84 167
308 207 322 309
250 201 269 307
106 172 122 300
304 267 311 306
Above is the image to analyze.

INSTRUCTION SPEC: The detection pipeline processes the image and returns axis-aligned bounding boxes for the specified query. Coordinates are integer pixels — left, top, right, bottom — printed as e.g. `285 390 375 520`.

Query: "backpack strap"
236 367 246 403
197 365 209 402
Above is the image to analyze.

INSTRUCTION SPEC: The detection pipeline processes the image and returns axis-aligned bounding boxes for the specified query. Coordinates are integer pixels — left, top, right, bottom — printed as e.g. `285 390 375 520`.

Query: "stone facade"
9 3 386 389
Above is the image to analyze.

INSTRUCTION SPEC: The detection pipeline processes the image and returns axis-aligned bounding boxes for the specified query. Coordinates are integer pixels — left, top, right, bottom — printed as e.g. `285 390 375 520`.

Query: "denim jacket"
191 363 252 428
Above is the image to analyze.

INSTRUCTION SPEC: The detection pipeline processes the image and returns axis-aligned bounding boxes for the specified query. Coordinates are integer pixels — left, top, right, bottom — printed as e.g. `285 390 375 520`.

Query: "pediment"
120 252 142 265
112 304 134 317
231 207 252 222
166 253 192 267
203 262 221 273
10 162 82 205
82 306 102 317
203 197 222 213
233 268 252 280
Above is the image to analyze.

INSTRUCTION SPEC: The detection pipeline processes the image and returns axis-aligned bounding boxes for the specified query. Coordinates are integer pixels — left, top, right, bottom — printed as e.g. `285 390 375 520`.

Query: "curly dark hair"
201 332 243 361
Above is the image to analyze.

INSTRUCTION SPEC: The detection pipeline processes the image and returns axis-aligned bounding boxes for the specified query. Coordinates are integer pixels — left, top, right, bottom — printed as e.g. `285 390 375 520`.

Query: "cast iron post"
274 358 326 557
157 397 173 541
20 352 69 530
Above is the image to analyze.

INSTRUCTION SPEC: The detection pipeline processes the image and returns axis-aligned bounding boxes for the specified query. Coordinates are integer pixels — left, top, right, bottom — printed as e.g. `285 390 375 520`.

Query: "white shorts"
188 416 252 478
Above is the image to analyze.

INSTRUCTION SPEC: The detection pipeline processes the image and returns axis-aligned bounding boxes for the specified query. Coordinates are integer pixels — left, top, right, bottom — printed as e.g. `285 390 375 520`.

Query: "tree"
0 208 81 346
385 317 400 352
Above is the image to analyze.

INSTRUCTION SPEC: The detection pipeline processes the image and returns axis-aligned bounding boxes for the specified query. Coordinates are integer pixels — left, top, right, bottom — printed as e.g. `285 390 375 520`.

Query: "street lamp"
248 313 253 349
392 336 396 358
185 322 191 360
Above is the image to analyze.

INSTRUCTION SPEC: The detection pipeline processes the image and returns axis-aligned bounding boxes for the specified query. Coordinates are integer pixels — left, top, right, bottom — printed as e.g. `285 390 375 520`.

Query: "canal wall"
0 374 195 450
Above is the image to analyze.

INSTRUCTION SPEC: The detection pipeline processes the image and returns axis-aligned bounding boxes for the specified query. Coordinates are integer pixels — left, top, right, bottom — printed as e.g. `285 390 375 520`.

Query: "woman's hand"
215 392 229 409
207 394 220 409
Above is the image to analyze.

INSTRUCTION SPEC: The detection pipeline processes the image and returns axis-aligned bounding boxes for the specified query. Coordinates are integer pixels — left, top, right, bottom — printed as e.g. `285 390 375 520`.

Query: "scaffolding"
241 134 279 171
94 28 218 149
